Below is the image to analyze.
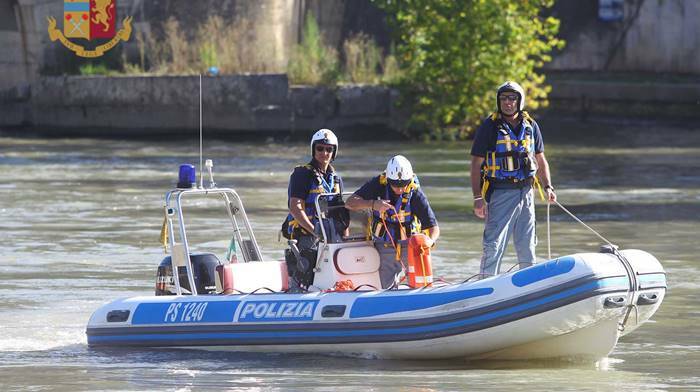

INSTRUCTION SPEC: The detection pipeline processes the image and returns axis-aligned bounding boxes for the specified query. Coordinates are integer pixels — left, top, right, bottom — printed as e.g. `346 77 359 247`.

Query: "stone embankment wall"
2 74 699 135
546 79 700 121
1 75 398 135
549 0 700 74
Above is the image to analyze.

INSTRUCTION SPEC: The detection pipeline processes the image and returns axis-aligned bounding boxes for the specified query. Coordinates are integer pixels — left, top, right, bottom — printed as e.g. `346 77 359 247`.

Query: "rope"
380 211 398 254
546 202 551 259
551 200 615 247
547 198 639 331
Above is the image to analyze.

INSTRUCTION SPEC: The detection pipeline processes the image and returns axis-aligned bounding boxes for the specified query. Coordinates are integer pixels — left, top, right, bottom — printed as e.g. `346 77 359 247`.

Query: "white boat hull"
86 249 666 360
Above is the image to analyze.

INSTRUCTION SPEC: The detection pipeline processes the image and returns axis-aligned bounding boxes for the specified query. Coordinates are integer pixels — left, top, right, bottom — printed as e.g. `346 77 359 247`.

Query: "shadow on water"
81 347 607 371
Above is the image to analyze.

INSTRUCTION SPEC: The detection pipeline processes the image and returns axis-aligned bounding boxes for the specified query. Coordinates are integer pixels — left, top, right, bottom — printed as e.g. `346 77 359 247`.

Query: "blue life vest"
483 115 537 185
371 173 422 242
284 164 341 238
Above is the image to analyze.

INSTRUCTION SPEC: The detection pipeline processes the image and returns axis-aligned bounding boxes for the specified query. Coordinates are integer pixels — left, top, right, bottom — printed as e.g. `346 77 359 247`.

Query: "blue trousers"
479 187 536 277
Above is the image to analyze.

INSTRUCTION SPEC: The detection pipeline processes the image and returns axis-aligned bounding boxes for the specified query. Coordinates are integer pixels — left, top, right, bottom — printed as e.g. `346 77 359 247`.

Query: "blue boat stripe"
512 256 576 287
64 2 90 12
88 274 604 337
87 276 641 346
87 284 632 346
349 287 494 318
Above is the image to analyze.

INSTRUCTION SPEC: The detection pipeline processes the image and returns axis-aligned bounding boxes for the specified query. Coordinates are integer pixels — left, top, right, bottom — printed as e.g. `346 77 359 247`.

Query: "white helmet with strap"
497 81 526 112
385 155 414 186
310 128 338 160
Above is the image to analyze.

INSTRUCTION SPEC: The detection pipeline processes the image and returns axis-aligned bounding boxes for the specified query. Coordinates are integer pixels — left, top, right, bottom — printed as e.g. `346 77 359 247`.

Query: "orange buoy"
407 234 433 288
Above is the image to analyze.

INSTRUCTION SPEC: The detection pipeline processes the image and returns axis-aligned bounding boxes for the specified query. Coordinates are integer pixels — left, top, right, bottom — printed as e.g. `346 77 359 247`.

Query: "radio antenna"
199 73 203 189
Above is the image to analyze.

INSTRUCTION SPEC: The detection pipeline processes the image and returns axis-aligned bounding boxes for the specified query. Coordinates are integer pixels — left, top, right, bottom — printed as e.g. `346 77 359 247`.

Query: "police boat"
86 162 666 361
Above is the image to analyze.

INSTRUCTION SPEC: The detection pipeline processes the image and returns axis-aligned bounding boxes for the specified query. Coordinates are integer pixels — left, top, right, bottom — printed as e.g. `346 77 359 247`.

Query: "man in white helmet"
470 81 556 277
282 129 347 288
346 155 440 288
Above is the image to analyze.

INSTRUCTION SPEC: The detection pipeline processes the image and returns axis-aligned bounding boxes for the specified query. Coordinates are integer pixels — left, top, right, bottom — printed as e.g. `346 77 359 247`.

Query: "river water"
1 120 698 391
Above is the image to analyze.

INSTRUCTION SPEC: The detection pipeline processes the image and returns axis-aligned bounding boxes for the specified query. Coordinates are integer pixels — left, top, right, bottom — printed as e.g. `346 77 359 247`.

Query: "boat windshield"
166 188 262 265
315 192 372 243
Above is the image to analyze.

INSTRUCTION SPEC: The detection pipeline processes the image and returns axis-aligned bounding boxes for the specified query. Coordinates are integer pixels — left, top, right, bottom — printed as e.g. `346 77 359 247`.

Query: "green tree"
373 0 564 138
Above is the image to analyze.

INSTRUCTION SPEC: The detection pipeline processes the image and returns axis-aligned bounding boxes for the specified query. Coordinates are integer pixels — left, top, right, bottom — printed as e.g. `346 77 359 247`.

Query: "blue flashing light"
177 164 196 188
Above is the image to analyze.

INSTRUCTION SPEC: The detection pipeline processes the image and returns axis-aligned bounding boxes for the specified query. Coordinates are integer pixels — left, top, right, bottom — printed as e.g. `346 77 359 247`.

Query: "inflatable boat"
86 164 666 360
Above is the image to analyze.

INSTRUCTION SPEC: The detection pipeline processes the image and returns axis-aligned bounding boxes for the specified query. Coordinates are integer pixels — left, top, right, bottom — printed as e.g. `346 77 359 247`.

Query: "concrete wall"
545 79 700 120
2 74 697 134
548 0 700 73
8 74 398 135
0 0 39 90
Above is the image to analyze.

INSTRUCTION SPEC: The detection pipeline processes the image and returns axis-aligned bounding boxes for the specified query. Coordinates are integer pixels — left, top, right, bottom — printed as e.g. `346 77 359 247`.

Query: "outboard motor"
284 246 316 290
155 253 221 295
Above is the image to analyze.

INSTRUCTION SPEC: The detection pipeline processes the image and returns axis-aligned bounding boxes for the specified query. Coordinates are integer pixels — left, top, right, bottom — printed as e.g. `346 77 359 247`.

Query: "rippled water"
1 120 699 391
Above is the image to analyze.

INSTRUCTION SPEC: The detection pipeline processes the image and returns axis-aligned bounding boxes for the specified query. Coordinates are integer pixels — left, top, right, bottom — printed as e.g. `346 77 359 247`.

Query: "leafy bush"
381 45 402 84
123 16 280 75
373 0 564 138
343 33 382 84
287 13 339 85
79 63 112 76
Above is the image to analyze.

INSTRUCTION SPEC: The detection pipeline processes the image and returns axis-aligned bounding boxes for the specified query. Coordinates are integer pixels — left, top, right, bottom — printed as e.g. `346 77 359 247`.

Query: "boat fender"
407 234 433 288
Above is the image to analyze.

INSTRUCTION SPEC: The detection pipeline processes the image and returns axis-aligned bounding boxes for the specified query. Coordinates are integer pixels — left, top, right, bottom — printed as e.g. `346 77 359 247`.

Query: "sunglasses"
315 145 334 153
499 94 519 102
388 179 411 188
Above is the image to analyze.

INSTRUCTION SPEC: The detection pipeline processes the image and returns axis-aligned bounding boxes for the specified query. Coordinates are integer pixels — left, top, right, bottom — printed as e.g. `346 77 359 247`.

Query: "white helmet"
497 81 526 112
310 128 338 160
386 155 414 186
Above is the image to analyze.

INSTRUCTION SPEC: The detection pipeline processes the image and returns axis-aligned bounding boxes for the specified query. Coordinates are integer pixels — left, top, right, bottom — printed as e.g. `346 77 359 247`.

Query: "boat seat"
332 245 382 290
215 260 289 294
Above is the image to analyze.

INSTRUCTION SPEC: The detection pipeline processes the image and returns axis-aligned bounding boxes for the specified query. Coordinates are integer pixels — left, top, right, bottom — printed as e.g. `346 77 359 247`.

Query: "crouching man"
346 155 440 289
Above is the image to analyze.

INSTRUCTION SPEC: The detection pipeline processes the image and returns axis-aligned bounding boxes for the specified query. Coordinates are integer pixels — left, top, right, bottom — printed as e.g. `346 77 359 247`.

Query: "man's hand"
473 198 486 219
546 188 557 203
373 199 394 214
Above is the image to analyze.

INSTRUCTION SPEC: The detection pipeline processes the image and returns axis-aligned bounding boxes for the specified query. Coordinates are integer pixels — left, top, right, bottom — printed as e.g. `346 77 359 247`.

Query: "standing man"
346 155 440 288
282 129 345 287
470 81 556 277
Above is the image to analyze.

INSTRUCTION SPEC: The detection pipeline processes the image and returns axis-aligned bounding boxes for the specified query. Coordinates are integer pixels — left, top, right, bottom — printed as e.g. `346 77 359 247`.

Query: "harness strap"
380 207 407 262
533 176 545 201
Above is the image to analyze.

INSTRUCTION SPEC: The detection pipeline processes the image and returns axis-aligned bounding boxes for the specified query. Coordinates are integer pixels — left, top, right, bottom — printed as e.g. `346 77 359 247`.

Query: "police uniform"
471 113 544 276
354 174 438 288
284 160 344 243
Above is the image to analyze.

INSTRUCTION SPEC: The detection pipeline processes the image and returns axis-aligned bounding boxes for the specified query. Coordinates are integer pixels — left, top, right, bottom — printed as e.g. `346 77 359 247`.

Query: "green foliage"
288 13 340 85
79 63 112 76
122 16 281 76
381 45 403 84
372 0 564 138
199 42 218 69
343 33 382 84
